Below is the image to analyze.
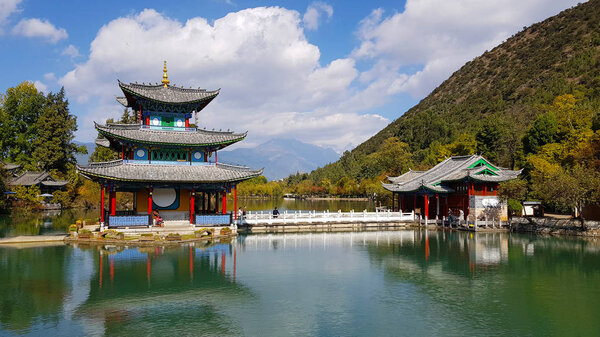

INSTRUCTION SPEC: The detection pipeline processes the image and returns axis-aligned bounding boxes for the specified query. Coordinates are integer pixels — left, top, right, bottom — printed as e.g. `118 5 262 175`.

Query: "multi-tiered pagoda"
78 62 262 229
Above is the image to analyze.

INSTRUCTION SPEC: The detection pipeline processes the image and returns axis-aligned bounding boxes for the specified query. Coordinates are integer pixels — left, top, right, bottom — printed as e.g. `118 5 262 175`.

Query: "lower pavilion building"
382 155 521 223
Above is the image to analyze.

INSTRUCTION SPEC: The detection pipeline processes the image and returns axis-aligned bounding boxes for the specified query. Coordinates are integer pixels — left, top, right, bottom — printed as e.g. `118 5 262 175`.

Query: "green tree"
522 112 558 155
31 88 83 172
476 116 507 163
447 133 477 156
0 82 45 168
370 137 413 177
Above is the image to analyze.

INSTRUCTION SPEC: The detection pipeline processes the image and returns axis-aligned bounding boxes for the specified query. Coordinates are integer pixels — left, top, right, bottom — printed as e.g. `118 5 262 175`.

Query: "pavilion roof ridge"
117 79 218 93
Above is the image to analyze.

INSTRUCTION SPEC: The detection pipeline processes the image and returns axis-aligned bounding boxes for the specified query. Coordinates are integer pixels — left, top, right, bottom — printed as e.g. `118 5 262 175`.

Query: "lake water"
1 230 599 336
0 199 376 238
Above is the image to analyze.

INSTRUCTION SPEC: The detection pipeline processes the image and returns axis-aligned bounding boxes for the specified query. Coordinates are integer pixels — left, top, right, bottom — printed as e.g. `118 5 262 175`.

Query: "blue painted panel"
149 116 161 127
174 117 185 128
191 151 204 162
108 215 149 227
195 214 231 226
134 147 147 160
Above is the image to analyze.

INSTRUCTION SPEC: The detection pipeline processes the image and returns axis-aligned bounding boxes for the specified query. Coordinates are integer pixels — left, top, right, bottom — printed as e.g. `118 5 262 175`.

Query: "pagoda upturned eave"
117 80 219 111
77 160 263 184
95 122 247 148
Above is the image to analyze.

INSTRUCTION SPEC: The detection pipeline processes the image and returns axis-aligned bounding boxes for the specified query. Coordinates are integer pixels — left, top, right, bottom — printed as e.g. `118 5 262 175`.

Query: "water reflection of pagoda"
77 62 262 229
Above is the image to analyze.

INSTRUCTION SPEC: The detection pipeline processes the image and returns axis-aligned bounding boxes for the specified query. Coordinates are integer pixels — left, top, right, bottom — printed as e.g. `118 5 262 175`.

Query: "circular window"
136 149 145 158
176 119 184 127
153 188 177 208
152 117 160 126
193 152 202 160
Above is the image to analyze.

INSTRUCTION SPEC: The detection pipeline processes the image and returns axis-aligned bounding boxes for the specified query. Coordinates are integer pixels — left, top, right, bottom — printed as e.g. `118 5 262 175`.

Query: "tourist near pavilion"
383 155 521 223
77 62 262 229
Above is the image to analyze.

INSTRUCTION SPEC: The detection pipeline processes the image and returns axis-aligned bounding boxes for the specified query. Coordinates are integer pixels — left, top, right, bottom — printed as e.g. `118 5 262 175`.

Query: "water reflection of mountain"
75 242 252 336
362 231 600 336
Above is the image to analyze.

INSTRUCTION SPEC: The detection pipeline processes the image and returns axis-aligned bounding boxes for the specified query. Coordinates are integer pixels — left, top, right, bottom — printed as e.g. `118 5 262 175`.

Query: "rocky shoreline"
510 217 600 237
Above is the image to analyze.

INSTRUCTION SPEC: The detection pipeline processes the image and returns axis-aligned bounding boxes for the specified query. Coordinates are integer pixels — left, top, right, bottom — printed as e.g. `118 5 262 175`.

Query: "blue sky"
0 0 582 151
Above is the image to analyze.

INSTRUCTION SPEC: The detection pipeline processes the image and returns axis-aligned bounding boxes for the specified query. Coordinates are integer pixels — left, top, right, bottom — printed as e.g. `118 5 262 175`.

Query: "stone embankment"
510 217 600 237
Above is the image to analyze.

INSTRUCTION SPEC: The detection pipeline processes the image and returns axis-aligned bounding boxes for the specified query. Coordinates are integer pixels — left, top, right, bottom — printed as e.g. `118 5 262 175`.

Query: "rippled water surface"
1 231 600 336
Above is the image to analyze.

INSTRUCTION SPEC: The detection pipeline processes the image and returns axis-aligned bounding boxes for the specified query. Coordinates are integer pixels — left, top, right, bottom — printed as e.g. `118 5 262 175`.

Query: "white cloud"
12 18 67 43
44 72 56 82
353 0 583 98
303 2 333 31
62 44 81 58
33 80 47 93
62 8 385 151
0 0 21 24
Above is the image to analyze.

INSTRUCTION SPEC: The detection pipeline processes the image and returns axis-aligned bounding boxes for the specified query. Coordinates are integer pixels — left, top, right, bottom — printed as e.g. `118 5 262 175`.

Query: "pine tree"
31 88 80 172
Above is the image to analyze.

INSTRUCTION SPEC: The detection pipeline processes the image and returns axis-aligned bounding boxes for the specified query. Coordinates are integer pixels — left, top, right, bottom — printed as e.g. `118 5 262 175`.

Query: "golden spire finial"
161 60 170 87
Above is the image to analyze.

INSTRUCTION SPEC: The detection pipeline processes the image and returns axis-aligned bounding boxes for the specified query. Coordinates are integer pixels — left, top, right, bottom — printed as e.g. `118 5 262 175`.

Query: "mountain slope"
310 0 600 183
219 138 339 180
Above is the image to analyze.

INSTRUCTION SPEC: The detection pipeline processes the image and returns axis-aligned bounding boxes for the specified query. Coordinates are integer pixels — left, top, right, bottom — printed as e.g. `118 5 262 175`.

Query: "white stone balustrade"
240 209 415 225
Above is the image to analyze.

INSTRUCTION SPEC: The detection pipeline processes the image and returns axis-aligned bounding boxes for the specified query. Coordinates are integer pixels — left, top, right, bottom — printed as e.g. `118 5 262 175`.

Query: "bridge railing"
241 209 415 225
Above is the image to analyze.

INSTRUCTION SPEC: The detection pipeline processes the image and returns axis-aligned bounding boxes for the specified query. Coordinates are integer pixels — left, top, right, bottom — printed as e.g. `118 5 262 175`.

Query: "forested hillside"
281 0 600 211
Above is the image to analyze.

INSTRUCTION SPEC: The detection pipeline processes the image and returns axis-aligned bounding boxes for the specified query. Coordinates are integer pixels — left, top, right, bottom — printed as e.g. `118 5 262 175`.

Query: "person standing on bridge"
272 207 280 218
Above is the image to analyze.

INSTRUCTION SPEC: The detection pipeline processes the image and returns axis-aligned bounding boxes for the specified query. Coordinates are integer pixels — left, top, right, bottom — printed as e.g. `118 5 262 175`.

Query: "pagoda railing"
106 213 152 228
140 125 197 132
195 213 232 226
122 159 216 166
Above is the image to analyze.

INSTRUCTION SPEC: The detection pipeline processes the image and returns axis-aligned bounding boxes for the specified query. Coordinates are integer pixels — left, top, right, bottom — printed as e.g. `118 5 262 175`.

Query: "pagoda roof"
77 160 263 183
117 81 219 111
95 122 246 148
9 171 68 187
382 155 521 193
0 161 20 171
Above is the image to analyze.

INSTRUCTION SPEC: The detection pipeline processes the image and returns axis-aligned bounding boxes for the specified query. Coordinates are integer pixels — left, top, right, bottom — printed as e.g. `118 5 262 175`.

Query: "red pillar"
444 195 449 217
139 106 142 124
435 193 439 220
110 190 116 216
146 115 150 125
146 256 151 281
185 119 190 128
222 190 227 214
484 184 487 196
466 181 472 216
100 185 105 223
234 186 238 220
148 188 153 215
221 252 226 275
215 151 218 165
424 194 429 221
190 189 195 224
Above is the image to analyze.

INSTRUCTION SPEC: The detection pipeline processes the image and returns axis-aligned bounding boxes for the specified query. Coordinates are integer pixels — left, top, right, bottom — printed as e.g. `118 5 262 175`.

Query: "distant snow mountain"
219 138 339 180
